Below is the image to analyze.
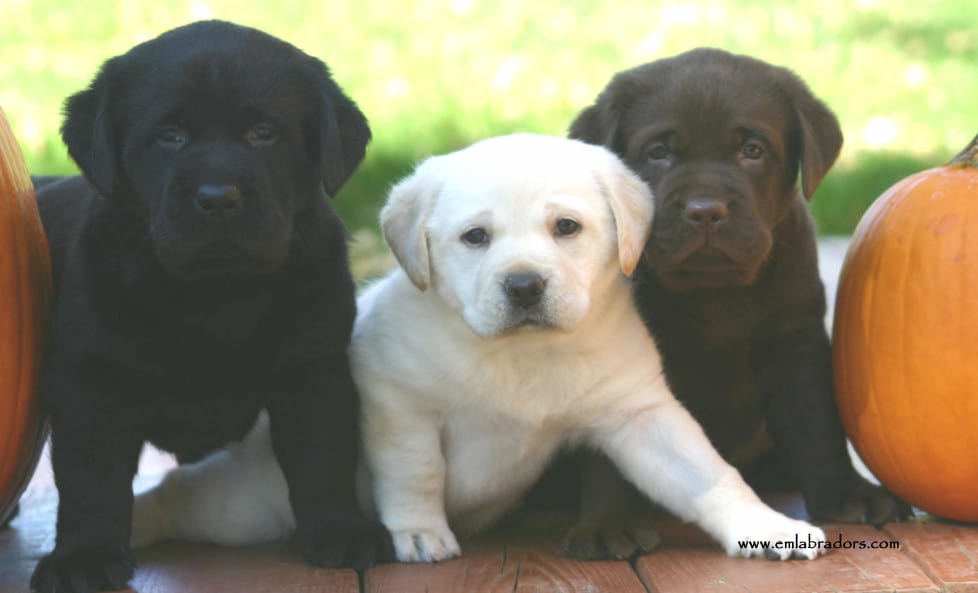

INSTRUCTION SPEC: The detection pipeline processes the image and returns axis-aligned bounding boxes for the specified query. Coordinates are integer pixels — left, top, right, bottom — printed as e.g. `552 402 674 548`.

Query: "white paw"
723 508 826 561
391 527 461 562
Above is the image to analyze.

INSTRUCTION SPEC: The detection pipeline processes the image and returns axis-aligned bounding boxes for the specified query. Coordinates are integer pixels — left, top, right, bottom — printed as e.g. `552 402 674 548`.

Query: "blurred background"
2 0 975 264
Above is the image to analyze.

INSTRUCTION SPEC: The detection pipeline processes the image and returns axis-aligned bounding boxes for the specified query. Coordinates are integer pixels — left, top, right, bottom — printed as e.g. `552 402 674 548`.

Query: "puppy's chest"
79 321 279 384
70 298 298 412
650 292 767 345
135 353 287 456
448 350 612 427
107 294 273 353
78 279 322 374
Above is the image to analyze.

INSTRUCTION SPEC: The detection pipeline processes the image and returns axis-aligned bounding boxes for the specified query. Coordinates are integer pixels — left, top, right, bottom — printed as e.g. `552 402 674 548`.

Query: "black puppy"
30 20 391 593
562 48 909 559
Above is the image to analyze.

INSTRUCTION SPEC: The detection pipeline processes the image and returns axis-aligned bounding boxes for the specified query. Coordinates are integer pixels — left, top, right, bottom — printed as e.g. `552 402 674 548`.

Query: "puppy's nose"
503 273 546 310
194 184 242 219
684 198 728 231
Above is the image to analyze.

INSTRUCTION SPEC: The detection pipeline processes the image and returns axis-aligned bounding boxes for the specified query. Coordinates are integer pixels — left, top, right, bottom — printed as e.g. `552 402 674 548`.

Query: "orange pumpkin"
0 106 52 525
833 133 978 522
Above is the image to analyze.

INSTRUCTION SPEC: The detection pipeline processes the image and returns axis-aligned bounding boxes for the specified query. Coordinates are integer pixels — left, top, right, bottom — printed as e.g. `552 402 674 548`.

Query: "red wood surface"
2 452 975 593
884 521 978 593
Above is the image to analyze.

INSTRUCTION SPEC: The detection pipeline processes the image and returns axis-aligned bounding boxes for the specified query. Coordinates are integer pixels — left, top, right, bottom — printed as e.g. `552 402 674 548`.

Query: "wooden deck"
2 449 976 593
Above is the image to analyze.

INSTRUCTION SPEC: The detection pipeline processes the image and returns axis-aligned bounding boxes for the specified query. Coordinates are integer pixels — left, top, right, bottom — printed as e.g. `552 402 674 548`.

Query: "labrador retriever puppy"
559 48 909 559
126 134 827 563
30 20 390 593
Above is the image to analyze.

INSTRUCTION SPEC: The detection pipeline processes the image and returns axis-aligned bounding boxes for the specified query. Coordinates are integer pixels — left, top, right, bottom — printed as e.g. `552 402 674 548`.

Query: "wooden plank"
884 520 978 593
366 514 649 593
507 547 648 593
133 543 359 593
502 514 649 593
635 524 939 593
365 540 516 593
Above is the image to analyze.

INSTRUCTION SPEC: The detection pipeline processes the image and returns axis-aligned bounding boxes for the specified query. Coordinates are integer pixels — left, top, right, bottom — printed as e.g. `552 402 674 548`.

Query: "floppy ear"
569 71 644 151
596 152 654 277
60 57 125 198
569 97 624 150
787 77 843 200
380 158 442 291
310 63 372 198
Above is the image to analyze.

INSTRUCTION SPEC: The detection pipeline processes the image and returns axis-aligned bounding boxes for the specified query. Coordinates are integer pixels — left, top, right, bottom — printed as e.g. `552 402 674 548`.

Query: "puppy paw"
808 478 913 526
723 508 826 561
563 517 661 560
391 527 461 563
296 515 395 571
30 545 135 593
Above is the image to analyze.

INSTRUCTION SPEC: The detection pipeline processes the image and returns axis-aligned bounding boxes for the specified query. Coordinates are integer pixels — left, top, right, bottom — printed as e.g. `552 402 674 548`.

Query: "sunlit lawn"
2 0 974 237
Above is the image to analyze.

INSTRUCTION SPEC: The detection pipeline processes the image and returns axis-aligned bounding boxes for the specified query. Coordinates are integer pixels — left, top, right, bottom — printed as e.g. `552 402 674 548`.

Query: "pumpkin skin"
833 133 978 522
0 106 51 525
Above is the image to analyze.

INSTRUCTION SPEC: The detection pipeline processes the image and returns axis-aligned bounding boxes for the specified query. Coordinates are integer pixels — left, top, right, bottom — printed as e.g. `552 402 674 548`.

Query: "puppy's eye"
555 218 581 237
741 141 764 160
461 227 490 247
647 143 671 161
246 122 278 147
156 125 188 147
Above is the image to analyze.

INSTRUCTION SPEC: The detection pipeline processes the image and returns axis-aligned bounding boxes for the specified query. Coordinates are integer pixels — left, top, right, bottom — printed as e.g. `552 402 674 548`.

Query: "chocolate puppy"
562 48 909 559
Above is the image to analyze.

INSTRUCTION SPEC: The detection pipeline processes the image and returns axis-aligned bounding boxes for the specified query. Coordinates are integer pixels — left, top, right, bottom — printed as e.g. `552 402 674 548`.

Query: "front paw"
391 526 461 563
295 514 395 570
808 477 913 526
723 507 826 561
30 545 135 593
563 516 661 561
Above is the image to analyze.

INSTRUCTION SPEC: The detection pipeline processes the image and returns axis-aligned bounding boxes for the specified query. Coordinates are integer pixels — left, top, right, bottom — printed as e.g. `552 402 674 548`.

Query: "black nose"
684 198 728 231
194 184 242 219
503 273 546 310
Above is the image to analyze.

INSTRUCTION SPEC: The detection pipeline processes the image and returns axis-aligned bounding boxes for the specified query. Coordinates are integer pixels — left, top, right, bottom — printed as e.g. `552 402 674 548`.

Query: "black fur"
561 48 910 559
30 20 391 593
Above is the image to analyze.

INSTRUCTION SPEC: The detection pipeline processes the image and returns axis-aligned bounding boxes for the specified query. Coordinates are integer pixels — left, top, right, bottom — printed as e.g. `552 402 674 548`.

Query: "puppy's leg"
132 413 295 548
443 415 564 538
562 451 662 560
267 361 393 570
362 388 460 563
756 323 911 524
596 396 826 560
31 405 142 593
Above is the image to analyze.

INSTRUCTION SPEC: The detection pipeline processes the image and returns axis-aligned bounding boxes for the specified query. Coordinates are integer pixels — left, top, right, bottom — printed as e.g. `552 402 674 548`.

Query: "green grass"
2 0 975 236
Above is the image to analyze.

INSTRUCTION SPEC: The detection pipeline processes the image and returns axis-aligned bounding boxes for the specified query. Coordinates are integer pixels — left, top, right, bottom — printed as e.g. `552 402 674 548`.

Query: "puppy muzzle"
152 196 292 283
645 178 772 290
151 167 294 282
644 216 772 291
503 272 547 310
496 272 562 332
